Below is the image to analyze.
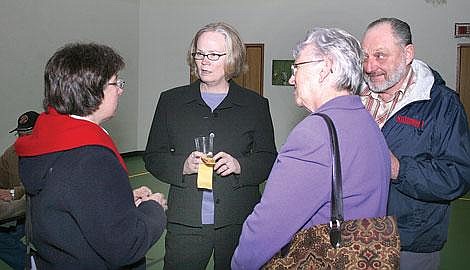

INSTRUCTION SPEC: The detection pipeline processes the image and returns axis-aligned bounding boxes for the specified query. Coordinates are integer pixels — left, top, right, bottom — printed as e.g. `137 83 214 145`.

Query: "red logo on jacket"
396 115 424 128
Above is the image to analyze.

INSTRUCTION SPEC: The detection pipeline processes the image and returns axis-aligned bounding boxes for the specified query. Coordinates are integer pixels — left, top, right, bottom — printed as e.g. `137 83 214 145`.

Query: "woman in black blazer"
144 22 277 270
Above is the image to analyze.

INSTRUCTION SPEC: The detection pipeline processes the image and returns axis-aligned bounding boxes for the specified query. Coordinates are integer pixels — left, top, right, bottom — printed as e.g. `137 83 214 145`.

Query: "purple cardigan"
231 95 390 269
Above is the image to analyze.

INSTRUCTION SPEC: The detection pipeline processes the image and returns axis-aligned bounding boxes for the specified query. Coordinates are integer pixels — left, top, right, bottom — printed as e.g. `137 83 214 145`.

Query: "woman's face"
195 31 227 87
289 46 320 110
95 75 124 124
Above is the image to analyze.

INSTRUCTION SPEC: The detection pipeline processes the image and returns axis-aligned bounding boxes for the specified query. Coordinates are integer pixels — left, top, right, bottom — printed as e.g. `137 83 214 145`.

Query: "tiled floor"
1 155 468 269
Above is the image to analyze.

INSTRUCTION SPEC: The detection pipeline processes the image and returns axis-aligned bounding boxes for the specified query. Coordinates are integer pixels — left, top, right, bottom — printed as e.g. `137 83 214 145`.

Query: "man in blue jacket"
360 17 470 270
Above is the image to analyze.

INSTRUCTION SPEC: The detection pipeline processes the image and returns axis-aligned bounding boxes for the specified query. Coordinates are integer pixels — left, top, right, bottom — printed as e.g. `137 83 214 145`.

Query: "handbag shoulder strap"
314 113 344 248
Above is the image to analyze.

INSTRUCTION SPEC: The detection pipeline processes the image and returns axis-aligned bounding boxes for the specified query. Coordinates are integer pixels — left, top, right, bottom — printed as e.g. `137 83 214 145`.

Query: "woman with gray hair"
232 27 391 269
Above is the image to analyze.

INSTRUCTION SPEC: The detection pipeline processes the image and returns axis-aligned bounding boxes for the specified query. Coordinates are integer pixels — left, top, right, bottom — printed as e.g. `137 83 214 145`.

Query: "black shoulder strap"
25 193 32 269
314 113 343 248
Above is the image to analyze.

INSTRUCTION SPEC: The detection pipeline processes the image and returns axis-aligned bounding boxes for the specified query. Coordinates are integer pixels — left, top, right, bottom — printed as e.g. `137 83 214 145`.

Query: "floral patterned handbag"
263 113 400 270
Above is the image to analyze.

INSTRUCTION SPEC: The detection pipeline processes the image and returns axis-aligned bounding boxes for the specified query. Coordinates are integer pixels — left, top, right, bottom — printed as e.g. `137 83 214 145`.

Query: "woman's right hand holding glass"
183 151 204 175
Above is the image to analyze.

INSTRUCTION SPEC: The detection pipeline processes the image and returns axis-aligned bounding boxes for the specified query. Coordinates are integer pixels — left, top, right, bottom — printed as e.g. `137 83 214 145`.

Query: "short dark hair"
43 42 125 116
367 17 412 46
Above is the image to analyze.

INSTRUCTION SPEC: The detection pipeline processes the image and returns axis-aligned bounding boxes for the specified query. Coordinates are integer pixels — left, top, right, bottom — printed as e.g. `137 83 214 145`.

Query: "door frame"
456 43 470 94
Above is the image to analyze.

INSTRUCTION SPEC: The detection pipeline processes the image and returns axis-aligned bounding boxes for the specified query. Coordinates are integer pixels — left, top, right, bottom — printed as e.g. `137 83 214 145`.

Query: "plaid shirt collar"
360 67 416 128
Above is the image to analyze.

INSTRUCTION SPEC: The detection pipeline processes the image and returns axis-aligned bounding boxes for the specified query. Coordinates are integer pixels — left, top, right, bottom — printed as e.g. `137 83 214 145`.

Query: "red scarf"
15 108 128 173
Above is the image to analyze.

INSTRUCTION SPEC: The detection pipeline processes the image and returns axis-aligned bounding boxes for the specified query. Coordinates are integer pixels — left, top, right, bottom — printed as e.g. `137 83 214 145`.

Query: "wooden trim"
245 43 264 96
457 43 470 94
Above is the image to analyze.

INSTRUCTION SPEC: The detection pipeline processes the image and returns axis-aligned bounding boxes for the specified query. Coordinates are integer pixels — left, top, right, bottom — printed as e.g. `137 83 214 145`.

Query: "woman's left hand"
133 186 152 206
213 152 241 176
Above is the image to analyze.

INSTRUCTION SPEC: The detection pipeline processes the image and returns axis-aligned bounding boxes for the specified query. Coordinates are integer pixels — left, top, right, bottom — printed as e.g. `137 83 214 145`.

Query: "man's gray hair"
293 27 363 94
366 17 412 47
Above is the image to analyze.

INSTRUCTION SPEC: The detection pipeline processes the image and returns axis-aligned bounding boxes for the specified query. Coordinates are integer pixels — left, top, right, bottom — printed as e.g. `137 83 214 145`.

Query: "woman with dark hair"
144 22 277 270
15 43 167 269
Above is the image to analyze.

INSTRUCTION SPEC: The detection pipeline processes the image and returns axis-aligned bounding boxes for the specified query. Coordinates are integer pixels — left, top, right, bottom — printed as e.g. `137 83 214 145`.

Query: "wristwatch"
9 189 15 200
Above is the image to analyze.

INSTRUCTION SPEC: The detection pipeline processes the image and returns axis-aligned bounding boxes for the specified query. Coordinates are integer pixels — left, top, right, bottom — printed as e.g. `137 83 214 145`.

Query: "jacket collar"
387 59 433 117
182 80 249 109
14 107 127 172
314 95 364 114
405 59 434 102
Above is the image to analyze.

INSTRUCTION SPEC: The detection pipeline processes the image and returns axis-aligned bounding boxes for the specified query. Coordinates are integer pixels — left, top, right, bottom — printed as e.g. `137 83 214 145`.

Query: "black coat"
20 146 166 269
144 81 277 228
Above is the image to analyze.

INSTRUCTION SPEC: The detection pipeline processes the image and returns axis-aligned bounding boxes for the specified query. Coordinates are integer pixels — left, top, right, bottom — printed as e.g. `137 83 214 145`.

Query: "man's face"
362 23 410 93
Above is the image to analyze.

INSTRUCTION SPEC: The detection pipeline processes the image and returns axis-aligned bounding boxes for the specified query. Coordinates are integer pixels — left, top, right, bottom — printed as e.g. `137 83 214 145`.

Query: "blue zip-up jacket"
382 60 470 252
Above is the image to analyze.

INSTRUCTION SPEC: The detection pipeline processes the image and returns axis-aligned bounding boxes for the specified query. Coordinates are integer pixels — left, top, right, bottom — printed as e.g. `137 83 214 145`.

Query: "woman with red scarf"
15 43 167 269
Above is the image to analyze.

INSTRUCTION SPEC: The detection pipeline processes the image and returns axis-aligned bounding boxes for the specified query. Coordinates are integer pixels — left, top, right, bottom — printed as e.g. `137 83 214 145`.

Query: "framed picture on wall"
455 23 470 38
272 60 294 86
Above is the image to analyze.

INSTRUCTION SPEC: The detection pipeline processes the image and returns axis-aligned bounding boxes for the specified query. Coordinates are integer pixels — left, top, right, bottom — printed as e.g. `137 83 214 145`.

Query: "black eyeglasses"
192 52 226 61
108 79 125 89
291 59 324 76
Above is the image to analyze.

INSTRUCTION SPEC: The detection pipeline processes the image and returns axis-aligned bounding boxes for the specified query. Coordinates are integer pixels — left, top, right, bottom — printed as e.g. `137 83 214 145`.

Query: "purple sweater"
231 95 390 269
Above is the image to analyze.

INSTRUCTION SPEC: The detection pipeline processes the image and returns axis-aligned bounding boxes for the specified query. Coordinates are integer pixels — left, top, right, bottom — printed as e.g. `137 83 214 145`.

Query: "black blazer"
144 80 277 227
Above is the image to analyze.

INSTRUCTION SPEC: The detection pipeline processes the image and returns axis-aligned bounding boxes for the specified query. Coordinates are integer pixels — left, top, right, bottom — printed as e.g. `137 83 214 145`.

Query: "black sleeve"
67 146 166 268
144 92 188 187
